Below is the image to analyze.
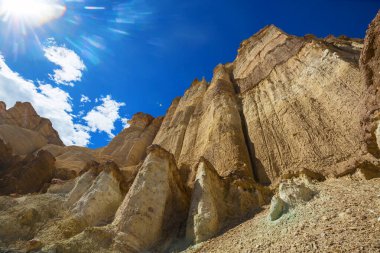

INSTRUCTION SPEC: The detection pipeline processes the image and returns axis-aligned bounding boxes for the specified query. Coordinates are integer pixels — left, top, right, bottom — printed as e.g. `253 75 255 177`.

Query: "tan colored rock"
112 145 189 253
0 140 56 195
186 158 226 243
71 161 126 227
186 158 264 244
360 11 380 158
0 194 65 243
154 79 208 161
66 162 102 207
0 101 63 146
278 180 315 207
0 101 6 112
0 125 47 155
234 25 304 93
41 144 99 176
47 178 77 194
236 25 368 184
178 65 253 180
100 113 163 167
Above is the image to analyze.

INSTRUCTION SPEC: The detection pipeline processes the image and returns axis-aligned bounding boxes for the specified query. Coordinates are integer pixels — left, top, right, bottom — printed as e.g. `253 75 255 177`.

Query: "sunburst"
0 0 66 27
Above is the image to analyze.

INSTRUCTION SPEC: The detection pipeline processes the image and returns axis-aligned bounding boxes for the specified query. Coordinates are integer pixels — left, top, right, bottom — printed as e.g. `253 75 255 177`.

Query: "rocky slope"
0 10 379 253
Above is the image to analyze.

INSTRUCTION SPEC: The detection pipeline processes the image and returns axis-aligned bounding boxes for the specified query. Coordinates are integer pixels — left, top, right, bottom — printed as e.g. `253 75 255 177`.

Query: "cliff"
0 11 379 253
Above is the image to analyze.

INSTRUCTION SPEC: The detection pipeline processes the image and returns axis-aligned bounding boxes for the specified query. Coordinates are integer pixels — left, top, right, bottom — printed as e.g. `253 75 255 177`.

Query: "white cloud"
121 118 130 128
0 54 91 146
43 38 86 86
80 94 91 103
83 95 125 138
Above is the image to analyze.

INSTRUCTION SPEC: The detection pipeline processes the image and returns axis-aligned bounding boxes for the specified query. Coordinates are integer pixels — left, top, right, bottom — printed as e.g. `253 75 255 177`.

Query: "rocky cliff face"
0 102 63 148
0 11 380 253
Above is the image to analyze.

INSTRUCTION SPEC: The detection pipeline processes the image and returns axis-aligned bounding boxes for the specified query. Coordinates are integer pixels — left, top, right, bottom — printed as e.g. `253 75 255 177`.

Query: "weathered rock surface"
1 11 380 253
236 25 369 184
186 158 264 244
0 139 56 195
71 161 126 227
267 178 316 221
100 113 163 167
41 144 99 176
0 194 65 245
112 145 189 253
0 124 48 155
360 11 380 159
0 101 63 146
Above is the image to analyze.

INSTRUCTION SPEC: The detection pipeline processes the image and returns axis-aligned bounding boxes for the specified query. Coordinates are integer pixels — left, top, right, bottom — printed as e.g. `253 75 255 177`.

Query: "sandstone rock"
112 145 189 253
66 161 102 207
41 144 99 176
0 101 63 146
236 25 368 184
154 79 208 161
0 124 47 155
0 194 65 243
178 65 253 181
0 147 56 195
100 113 163 167
0 101 5 112
186 158 226 243
71 161 126 227
186 158 263 244
360 11 380 159
47 178 77 194
26 239 43 252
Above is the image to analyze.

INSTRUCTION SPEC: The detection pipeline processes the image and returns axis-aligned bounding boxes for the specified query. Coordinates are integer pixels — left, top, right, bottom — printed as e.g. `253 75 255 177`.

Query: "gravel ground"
183 177 380 253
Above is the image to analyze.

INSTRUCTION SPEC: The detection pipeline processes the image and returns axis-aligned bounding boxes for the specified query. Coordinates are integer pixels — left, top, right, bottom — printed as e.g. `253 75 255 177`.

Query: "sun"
0 0 66 27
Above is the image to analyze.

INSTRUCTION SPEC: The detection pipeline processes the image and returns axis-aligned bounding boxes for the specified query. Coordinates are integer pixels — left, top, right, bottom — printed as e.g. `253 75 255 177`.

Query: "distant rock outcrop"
0 102 63 146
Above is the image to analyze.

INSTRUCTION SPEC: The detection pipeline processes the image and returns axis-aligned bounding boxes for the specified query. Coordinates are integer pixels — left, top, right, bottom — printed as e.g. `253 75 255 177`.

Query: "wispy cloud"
80 94 91 103
43 38 86 86
83 95 125 138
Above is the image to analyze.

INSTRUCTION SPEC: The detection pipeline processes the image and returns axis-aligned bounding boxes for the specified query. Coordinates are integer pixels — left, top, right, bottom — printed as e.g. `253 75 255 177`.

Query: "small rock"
268 195 287 221
26 239 42 252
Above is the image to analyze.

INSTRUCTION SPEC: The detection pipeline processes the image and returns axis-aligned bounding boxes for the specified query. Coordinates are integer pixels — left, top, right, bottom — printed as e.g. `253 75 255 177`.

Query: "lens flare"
0 0 66 27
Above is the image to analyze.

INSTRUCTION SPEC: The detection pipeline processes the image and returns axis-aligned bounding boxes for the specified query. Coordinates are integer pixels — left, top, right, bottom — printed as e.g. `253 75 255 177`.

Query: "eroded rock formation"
1 11 380 253
112 145 189 253
100 113 163 167
0 101 63 146
0 139 55 195
360 11 380 158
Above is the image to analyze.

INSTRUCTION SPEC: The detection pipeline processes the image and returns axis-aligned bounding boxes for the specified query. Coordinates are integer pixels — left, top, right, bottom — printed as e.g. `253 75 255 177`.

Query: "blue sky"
0 0 379 148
